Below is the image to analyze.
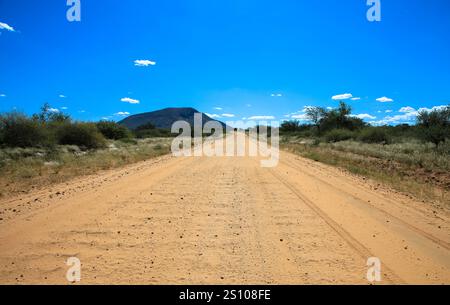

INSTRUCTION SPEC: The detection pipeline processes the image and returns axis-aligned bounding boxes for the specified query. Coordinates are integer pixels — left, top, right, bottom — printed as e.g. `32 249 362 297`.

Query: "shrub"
135 122 156 131
418 126 450 147
324 129 355 143
33 103 71 124
280 120 306 133
417 105 450 146
134 127 172 138
314 102 366 133
57 123 106 149
96 121 131 140
359 128 391 144
0 112 52 147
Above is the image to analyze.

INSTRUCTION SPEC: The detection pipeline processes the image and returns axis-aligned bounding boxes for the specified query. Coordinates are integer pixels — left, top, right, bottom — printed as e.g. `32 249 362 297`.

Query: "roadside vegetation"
280 102 450 206
0 104 173 198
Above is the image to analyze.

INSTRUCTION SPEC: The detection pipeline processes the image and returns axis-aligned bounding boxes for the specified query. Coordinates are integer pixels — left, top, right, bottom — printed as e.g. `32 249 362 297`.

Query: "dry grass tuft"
0 138 172 198
281 136 450 207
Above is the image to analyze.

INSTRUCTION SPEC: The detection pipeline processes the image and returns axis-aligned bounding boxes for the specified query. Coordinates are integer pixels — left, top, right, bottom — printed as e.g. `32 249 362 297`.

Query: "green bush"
135 122 156 131
134 128 172 138
96 121 131 140
359 128 391 144
280 120 306 133
417 105 450 146
0 112 53 148
33 103 71 124
57 123 106 149
308 102 366 133
419 126 450 147
324 129 355 143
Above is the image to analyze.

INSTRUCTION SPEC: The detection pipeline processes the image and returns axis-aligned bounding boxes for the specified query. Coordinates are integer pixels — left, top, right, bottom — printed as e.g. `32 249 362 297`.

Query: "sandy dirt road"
0 143 449 284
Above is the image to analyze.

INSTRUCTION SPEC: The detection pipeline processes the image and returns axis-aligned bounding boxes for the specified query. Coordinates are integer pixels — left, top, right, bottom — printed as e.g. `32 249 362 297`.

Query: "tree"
0 112 51 147
305 106 326 133
33 103 70 124
280 120 302 132
337 101 352 125
57 123 106 149
305 106 326 127
316 102 365 133
96 121 131 140
417 105 450 146
135 122 156 131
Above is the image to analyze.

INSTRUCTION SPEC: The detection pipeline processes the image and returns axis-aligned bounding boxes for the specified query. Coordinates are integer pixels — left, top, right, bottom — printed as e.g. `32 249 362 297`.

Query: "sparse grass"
0 138 172 198
329 139 450 171
281 136 450 207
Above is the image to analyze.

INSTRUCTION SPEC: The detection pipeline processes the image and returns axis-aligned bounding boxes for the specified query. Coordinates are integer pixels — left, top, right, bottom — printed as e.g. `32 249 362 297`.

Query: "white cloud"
0 22 15 32
134 59 156 67
61 107 68 110
205 113 237 119
368 120 388 126
247 115 275 120
283 106 316 120
78 110 86 113
0 94 6 97
115 112 130 116
369 107 432 125
271 93 283 97
290 114 309 120
214 107 223 110
351 97 361 101
372 113 415 125
205 113 221 119
376 96 394 103
121 97 140 104
417 105 448 113
385 110 393 113
301 106 316 113
377 105 448 125
351 113 376 120
399 106 416 113
59 94 66 98
48 108 60 113
332 93 353 100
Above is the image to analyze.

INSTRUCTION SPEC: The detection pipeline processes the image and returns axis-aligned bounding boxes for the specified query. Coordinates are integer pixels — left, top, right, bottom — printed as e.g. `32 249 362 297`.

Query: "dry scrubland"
1 133 449 209
0 138 172 198
1 102 449 209
0 105 174 199
281 136 450 207
0 104 449 284
279 103 450 208
0 138 448 284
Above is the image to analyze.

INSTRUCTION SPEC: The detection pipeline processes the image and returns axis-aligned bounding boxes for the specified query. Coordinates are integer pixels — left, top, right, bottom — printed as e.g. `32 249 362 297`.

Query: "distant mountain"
118 107 227 130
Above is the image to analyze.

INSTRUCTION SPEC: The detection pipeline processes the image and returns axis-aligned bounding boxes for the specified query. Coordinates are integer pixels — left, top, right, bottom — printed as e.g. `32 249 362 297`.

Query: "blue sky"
0 0 449 126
